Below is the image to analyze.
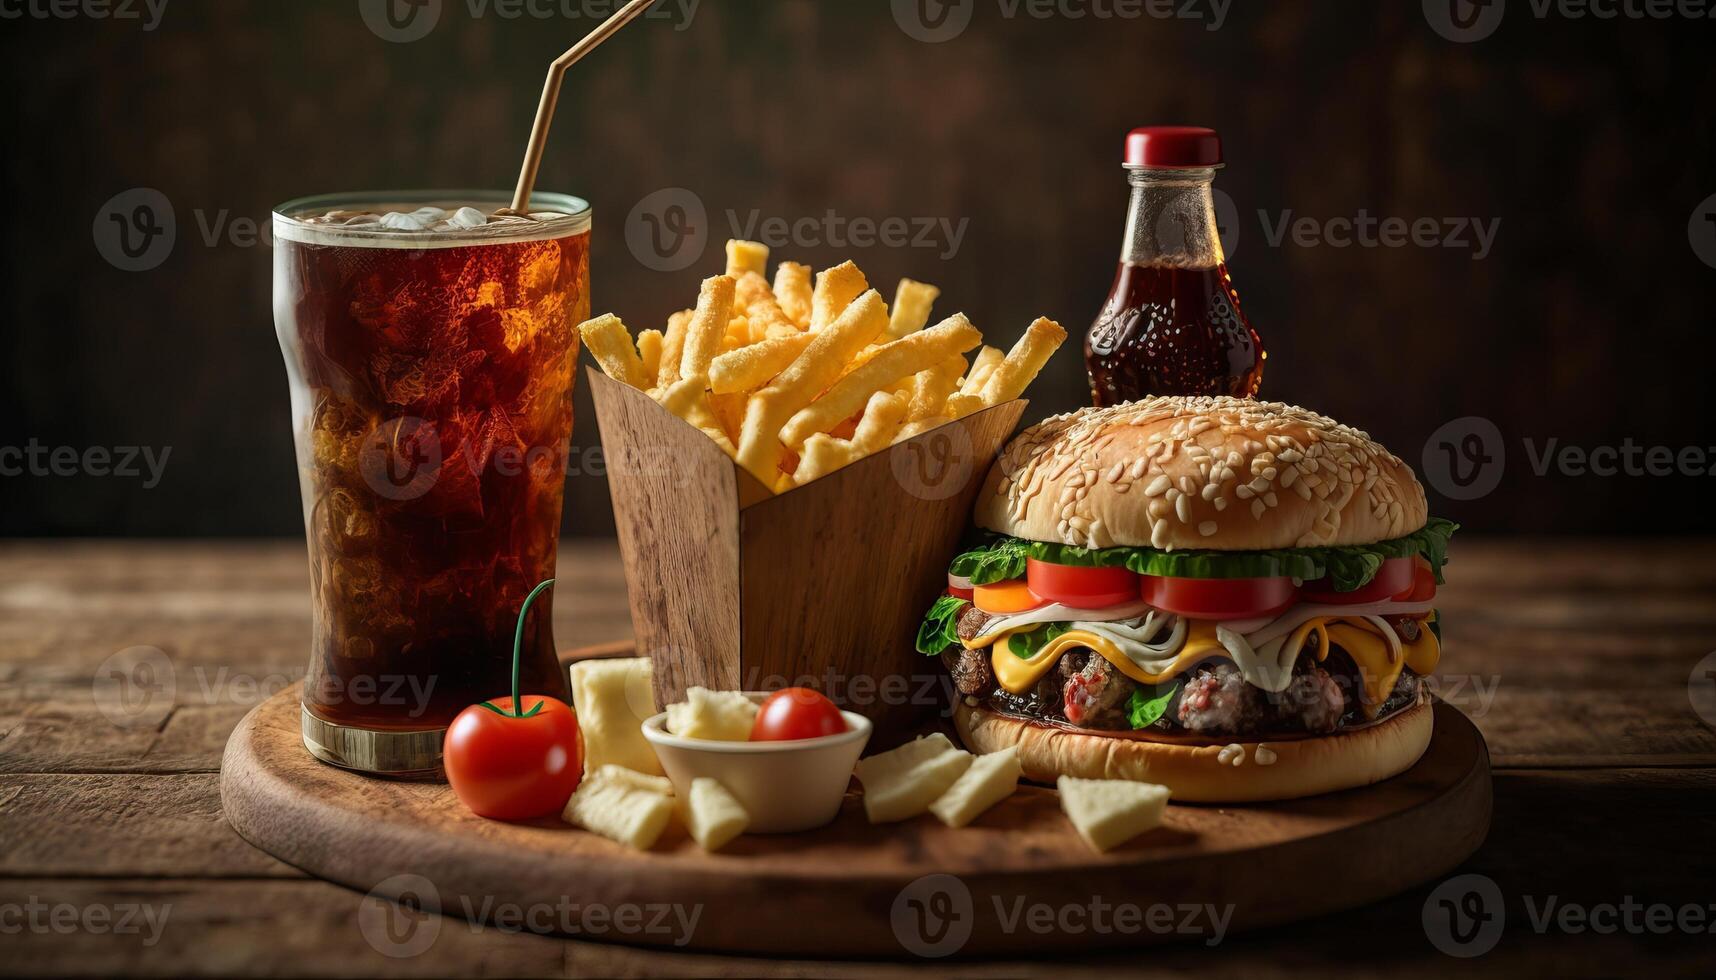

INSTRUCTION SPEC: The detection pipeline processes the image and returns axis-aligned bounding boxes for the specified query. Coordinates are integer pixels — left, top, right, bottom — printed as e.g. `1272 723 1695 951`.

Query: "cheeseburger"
917 397 1456 802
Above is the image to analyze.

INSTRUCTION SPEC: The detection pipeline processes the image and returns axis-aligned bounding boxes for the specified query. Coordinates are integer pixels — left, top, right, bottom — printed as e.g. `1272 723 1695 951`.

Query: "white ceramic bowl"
641 694 872 833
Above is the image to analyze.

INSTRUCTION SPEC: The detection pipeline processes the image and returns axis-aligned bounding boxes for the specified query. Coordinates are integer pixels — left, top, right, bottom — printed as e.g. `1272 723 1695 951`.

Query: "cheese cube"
1057 776 1171 852
570 657 663 776
665 687 759 741
854 733 973 824
563 776 674 850
928 747 1021 828
588 764 674 796
682 777 749 851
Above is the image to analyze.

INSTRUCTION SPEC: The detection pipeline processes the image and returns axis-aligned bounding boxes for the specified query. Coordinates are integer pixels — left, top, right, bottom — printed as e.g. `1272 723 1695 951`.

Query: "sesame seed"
1198 521 1218 536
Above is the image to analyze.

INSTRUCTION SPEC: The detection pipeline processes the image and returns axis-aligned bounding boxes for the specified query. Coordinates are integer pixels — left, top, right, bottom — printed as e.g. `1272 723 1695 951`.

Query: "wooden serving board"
221 650 1491 958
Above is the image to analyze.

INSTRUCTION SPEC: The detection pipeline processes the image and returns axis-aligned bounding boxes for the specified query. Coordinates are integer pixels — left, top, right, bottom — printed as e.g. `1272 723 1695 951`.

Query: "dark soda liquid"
1085 261 1264 405
275 228 588 730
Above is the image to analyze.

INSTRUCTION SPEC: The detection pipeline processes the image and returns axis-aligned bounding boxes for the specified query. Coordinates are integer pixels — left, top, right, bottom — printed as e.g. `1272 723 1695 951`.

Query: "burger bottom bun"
953 700 1433 803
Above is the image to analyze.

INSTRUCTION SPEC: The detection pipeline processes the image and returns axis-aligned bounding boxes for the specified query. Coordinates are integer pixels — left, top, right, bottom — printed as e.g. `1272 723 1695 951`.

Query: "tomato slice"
1301 557 1415 605
1141 574 1297 621
1396 556 1438 603
947 571 975 601
973 579 1048 614
750 688 848 741
1025 558 1139 610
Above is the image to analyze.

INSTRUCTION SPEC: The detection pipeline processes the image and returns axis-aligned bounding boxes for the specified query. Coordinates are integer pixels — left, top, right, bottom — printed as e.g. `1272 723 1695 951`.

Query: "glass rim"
272 189 591 248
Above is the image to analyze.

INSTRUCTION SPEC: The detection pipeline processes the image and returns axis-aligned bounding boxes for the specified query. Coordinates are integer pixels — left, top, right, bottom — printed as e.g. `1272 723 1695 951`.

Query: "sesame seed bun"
953 698 1434 803
974 397 1429 552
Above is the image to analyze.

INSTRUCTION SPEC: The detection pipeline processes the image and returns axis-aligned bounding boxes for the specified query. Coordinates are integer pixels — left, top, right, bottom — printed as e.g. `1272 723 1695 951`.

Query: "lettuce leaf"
948 520 1458 592
1006 622 1069 659
1126 682 1180 729
948 535 1030 585
915 595 968 656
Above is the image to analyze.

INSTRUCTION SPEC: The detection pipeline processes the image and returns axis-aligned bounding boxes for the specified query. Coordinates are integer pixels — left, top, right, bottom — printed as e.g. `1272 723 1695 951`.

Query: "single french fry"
907 355 967 422
809 261 868 332
657 310 692 388
959 345 1004 396
778 314 981 448
709 333 814 394
578 314 648 389
851 391 909 455
657 379 737 458
773 262 813 328
688 407 738 458
736 290 890 485
981 317 1068 405
725 240 769 278
680 275 737 382
887 279 941 340
637 329 664 383
656 375 708 418
708 391 747 443
893 414 951 445
944 392 985 419
734 271 775 311
792 433 855 485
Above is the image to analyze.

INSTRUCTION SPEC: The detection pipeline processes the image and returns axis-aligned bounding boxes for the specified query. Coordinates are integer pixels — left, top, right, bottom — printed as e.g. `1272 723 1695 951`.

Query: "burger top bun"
975 397 1428 552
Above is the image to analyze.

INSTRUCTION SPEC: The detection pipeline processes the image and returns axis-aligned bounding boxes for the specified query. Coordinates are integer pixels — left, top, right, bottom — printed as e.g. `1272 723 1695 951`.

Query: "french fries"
982 317 1069 405
579 242 1066 494
725 239 769 278
888 279 941 340
710 333 813 394
579 314 648 390
657 310 692 388
810 261 869 332
777 315 981 448
773 262 813 328
960 345 1003 396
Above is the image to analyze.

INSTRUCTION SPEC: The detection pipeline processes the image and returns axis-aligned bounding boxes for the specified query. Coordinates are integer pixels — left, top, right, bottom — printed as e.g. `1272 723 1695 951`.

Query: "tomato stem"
511 579 556 719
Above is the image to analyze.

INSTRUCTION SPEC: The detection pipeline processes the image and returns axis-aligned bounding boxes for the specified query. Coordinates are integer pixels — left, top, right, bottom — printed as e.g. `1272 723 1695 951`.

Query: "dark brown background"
2 0 1713 538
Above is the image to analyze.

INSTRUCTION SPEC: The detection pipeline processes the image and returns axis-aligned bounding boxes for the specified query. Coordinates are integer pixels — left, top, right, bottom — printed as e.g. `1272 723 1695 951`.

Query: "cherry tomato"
1301 557 1416 605
444 695 583 821
1141 574 1297 621
750 688 847 741
1026 558 1139 609
973 579 1048 614
947 571 975 601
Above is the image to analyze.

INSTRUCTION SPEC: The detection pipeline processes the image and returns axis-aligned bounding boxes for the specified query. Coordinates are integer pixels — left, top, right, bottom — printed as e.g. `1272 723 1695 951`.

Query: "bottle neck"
1119 166 1225 268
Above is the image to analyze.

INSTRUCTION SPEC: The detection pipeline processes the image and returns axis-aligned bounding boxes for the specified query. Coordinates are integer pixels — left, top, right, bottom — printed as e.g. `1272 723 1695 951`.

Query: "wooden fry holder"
587 369 1026 743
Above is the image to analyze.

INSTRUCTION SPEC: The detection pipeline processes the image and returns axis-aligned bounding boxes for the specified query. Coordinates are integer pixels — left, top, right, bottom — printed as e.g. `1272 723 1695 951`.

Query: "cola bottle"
1086 127 1265 405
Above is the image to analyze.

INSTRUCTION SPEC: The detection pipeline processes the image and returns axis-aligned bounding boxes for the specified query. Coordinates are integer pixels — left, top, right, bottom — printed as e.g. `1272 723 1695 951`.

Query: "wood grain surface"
218 677 1488 957
3 538 1716 976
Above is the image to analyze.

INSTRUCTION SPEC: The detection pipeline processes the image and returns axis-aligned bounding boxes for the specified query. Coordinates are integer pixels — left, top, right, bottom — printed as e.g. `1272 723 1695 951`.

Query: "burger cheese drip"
964 604 1440 719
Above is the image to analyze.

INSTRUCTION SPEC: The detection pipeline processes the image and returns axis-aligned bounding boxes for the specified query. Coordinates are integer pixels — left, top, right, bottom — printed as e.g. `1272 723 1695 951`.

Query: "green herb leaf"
1126 682 1180 730
915 595 969 656
948 536 1031 585
951 520 1457 592
1006 622 1069 659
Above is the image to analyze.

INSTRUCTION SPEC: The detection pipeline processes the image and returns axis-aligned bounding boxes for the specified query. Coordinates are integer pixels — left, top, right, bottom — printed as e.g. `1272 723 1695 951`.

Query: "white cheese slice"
681 777 749 851
928 747 1021 828
855 734 973 824
1057 776 1171 852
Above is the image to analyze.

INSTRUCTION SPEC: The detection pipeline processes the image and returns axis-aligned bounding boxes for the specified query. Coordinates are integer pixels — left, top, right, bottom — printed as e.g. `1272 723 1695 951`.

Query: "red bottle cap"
1125 126 1223 169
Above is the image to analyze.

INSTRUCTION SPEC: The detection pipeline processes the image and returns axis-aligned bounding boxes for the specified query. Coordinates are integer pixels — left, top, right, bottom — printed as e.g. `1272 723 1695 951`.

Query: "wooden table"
3 538 1714 977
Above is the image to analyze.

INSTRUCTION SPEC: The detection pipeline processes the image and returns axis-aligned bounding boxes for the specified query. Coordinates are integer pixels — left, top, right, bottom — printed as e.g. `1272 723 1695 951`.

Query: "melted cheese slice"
979 612 1441 720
